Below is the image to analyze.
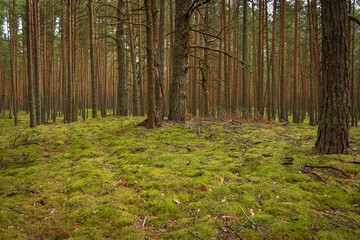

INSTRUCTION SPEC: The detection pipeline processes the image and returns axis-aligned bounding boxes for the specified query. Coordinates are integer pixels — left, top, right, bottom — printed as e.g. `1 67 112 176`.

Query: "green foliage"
0 113 360 239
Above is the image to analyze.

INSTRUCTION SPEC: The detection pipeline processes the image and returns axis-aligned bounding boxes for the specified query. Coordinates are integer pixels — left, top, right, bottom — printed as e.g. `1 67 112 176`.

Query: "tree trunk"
126 1 139 116
293 0 299 123
138 0 144 116
271 0 277 120
66 0 73 123
257 0 264 116
192 10 199 117
168 0 192 123
159 0 166 119
308 0 316 126
242 0 248 119
280 0 287 121
152 0 164 121
9 0 18 126
89 0 97 118
202 4 210 117
315 0 350 154
116 0 127 116
145 0 156 128
33 0 41 124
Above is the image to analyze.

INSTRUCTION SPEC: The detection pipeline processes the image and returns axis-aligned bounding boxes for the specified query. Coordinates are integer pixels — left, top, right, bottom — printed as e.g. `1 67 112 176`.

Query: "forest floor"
0 112 360 239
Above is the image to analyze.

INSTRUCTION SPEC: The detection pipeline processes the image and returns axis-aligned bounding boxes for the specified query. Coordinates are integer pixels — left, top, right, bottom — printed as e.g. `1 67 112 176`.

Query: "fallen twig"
188 231 207 240
303 165 349 178
142 216 147 228
241 208 261 232
163 141 192 151
16 188 38 194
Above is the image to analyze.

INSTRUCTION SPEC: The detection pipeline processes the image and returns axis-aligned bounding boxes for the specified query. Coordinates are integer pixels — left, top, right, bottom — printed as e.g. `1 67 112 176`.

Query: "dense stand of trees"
0 0 357 153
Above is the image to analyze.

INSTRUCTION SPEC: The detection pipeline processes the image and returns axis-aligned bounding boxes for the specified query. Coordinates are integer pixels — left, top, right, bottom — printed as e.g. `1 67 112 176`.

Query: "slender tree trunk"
159 0 166 119
89 0 97 118
116 0 127 116
126 1 139 116
145 0 156 128
9 0 18 126
316 0 349 154
257 0 264 116
43 0 48 122
217 1 224 114
271 0 277 120
66 0 73 123
226 0 232 114
202 4 210 117
73 0 79 121
242 0 248 119
33 0 41 124
308 0 316 126
152 0 164 121
192 10 199 117
293 0 299 123
138 0 144 116
280 0 287 121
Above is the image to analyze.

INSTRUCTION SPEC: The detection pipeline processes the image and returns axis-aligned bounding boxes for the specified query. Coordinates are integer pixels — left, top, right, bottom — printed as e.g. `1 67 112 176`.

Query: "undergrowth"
0 112 360 239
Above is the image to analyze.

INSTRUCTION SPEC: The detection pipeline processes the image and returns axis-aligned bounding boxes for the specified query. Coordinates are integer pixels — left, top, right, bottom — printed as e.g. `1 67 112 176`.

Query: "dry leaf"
248 208 255 216
173 198 181 205
221 197 226 203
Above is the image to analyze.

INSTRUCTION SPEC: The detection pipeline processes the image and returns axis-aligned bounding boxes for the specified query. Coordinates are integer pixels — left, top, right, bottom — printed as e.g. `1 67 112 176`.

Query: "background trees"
0 0 358 140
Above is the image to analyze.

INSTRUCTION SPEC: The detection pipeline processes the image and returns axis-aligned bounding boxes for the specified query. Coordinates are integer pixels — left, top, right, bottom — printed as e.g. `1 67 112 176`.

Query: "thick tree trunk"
168 0 192 123
316 0 350 154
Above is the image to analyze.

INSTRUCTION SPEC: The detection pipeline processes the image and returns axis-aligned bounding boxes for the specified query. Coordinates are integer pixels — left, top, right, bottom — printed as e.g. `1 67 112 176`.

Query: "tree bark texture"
168 0 192 123
116 0 127 116
89 0 97 118
145 0 156 128
315 0 350 154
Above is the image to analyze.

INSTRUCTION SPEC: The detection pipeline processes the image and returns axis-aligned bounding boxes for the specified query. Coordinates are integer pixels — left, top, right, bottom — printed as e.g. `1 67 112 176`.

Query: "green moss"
1 112 360 239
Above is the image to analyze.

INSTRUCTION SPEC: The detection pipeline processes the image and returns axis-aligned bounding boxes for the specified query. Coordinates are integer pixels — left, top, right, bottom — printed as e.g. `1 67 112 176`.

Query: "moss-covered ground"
1 112 360 239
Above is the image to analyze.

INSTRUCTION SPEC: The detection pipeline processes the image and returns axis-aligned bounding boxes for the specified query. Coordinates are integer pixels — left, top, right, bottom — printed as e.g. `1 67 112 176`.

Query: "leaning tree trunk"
168 0 192 123
315 0 350 154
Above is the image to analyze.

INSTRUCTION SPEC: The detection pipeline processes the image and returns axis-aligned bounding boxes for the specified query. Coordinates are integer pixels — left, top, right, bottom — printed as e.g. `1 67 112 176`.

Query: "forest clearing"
1 113 360 239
